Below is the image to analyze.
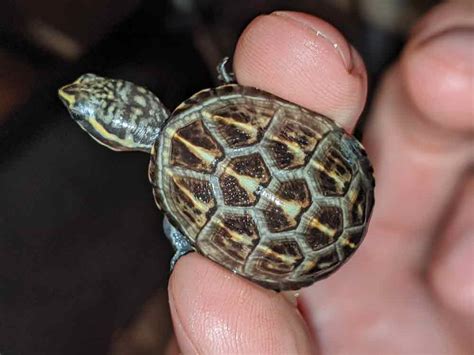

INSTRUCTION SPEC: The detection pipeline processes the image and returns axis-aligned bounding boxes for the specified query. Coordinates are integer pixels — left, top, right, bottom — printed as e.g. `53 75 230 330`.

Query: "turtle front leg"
217 57 236 84
163 217 195 270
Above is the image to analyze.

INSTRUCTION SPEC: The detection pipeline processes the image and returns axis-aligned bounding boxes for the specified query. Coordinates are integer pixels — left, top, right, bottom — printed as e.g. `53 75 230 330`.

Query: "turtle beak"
58 83 78 109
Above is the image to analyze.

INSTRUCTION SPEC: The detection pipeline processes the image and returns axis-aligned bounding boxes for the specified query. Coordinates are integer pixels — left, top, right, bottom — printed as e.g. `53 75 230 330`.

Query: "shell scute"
337 228 365 259
303 204 344 251
312 144 353 197
298 247 340 277
261 179 311 233
263 112 329 170
169 175 216 239
248 239 304 277
197 212 260 272
170 120 224 173
204 100 273 148
347 182 368 226
219 153 271 206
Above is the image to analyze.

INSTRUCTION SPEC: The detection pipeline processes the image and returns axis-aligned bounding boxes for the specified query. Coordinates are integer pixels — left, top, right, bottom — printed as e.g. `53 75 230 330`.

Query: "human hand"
166 3 473 354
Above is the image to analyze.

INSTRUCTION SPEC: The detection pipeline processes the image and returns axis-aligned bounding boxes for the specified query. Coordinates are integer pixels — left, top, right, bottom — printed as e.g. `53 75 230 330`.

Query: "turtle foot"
163 217 194 271
217 57 236 84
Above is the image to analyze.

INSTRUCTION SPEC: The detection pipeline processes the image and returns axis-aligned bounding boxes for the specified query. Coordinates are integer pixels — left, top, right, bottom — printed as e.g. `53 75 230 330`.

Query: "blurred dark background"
0 0 439 354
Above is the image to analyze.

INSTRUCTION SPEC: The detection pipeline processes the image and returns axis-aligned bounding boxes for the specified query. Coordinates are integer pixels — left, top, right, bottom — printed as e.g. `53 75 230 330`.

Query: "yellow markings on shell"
347 188 359 204
215 219 254 246
340 236 357 249
312 160 346 190
301 260 316 272
270 134 305 161
348 187 365 220
174 101 188 112
172 176 211 215
308 218 336 237
208 112 259 136
280 200 303 220
225 166 260 193
258 245 297 265
174 133 217 165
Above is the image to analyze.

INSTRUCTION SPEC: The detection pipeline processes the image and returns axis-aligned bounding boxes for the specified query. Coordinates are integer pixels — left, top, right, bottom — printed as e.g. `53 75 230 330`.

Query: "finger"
234 11 367 131
429 176 474 319
168 254 315 354
408 1 474 130
365 1 473 266
301 3 473 353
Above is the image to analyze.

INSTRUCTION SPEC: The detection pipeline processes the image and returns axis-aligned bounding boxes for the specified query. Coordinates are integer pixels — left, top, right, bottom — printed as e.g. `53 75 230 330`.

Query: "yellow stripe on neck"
85 117 148 151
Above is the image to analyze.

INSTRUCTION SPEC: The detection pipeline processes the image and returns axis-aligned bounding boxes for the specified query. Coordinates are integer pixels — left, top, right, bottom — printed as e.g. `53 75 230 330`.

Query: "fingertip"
168 253 316 354
234 11 367 132
401 4 474 132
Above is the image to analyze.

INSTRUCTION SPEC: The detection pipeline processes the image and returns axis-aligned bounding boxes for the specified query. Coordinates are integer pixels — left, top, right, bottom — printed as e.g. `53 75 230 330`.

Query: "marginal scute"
299 248 340 277
304 205 343 250
207 102 273 148
251 240 304 276
338 229 365 258
170 120 223 173
219 153 271 206
172 88 213 116
170 176 216 239
313 145 352 196
197 213 260 271
347 181 367 226
263 179 311 232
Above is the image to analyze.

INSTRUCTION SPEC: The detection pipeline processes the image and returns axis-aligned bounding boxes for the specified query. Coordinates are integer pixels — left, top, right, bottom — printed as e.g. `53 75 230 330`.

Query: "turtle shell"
149 84 374 291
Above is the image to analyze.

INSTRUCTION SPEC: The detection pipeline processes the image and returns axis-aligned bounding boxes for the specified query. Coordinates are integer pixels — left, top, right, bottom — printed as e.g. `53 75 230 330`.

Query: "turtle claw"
169 246 193 271
163 217 194 271
217 57 236 84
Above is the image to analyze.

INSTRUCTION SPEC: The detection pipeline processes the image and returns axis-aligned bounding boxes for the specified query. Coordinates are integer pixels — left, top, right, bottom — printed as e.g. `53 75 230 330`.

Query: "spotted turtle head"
59 73 169 153
59 73 107 122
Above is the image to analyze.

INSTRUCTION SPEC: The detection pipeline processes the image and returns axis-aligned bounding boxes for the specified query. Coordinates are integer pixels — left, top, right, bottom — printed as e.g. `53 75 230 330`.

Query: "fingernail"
417 27 474 72
271 11 354 72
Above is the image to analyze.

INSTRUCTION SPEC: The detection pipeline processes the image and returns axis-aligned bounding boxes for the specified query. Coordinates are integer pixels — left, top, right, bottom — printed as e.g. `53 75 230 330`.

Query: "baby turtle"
58 58 374 291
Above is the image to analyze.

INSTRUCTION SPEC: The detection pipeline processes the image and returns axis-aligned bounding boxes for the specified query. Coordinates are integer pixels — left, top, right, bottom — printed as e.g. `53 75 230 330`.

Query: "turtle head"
58 73 107 122
58 73 169 153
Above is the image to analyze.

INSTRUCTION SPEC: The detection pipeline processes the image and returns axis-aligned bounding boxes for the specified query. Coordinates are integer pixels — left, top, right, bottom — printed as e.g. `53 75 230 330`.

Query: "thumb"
168 254 316 354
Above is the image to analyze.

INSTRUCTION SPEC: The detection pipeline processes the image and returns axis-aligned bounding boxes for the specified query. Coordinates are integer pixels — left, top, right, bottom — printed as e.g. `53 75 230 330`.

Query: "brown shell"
149 84 375 291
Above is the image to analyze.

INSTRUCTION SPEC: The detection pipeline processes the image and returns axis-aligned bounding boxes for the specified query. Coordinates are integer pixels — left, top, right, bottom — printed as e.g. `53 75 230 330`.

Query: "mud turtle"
58 59 374 291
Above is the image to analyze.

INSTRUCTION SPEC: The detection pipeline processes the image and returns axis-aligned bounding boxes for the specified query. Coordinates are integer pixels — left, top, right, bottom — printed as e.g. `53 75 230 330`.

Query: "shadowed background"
0 1 438 354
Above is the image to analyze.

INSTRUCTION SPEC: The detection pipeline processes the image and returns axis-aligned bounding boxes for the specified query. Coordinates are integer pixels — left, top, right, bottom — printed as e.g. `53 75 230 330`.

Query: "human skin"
166 3 474 354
